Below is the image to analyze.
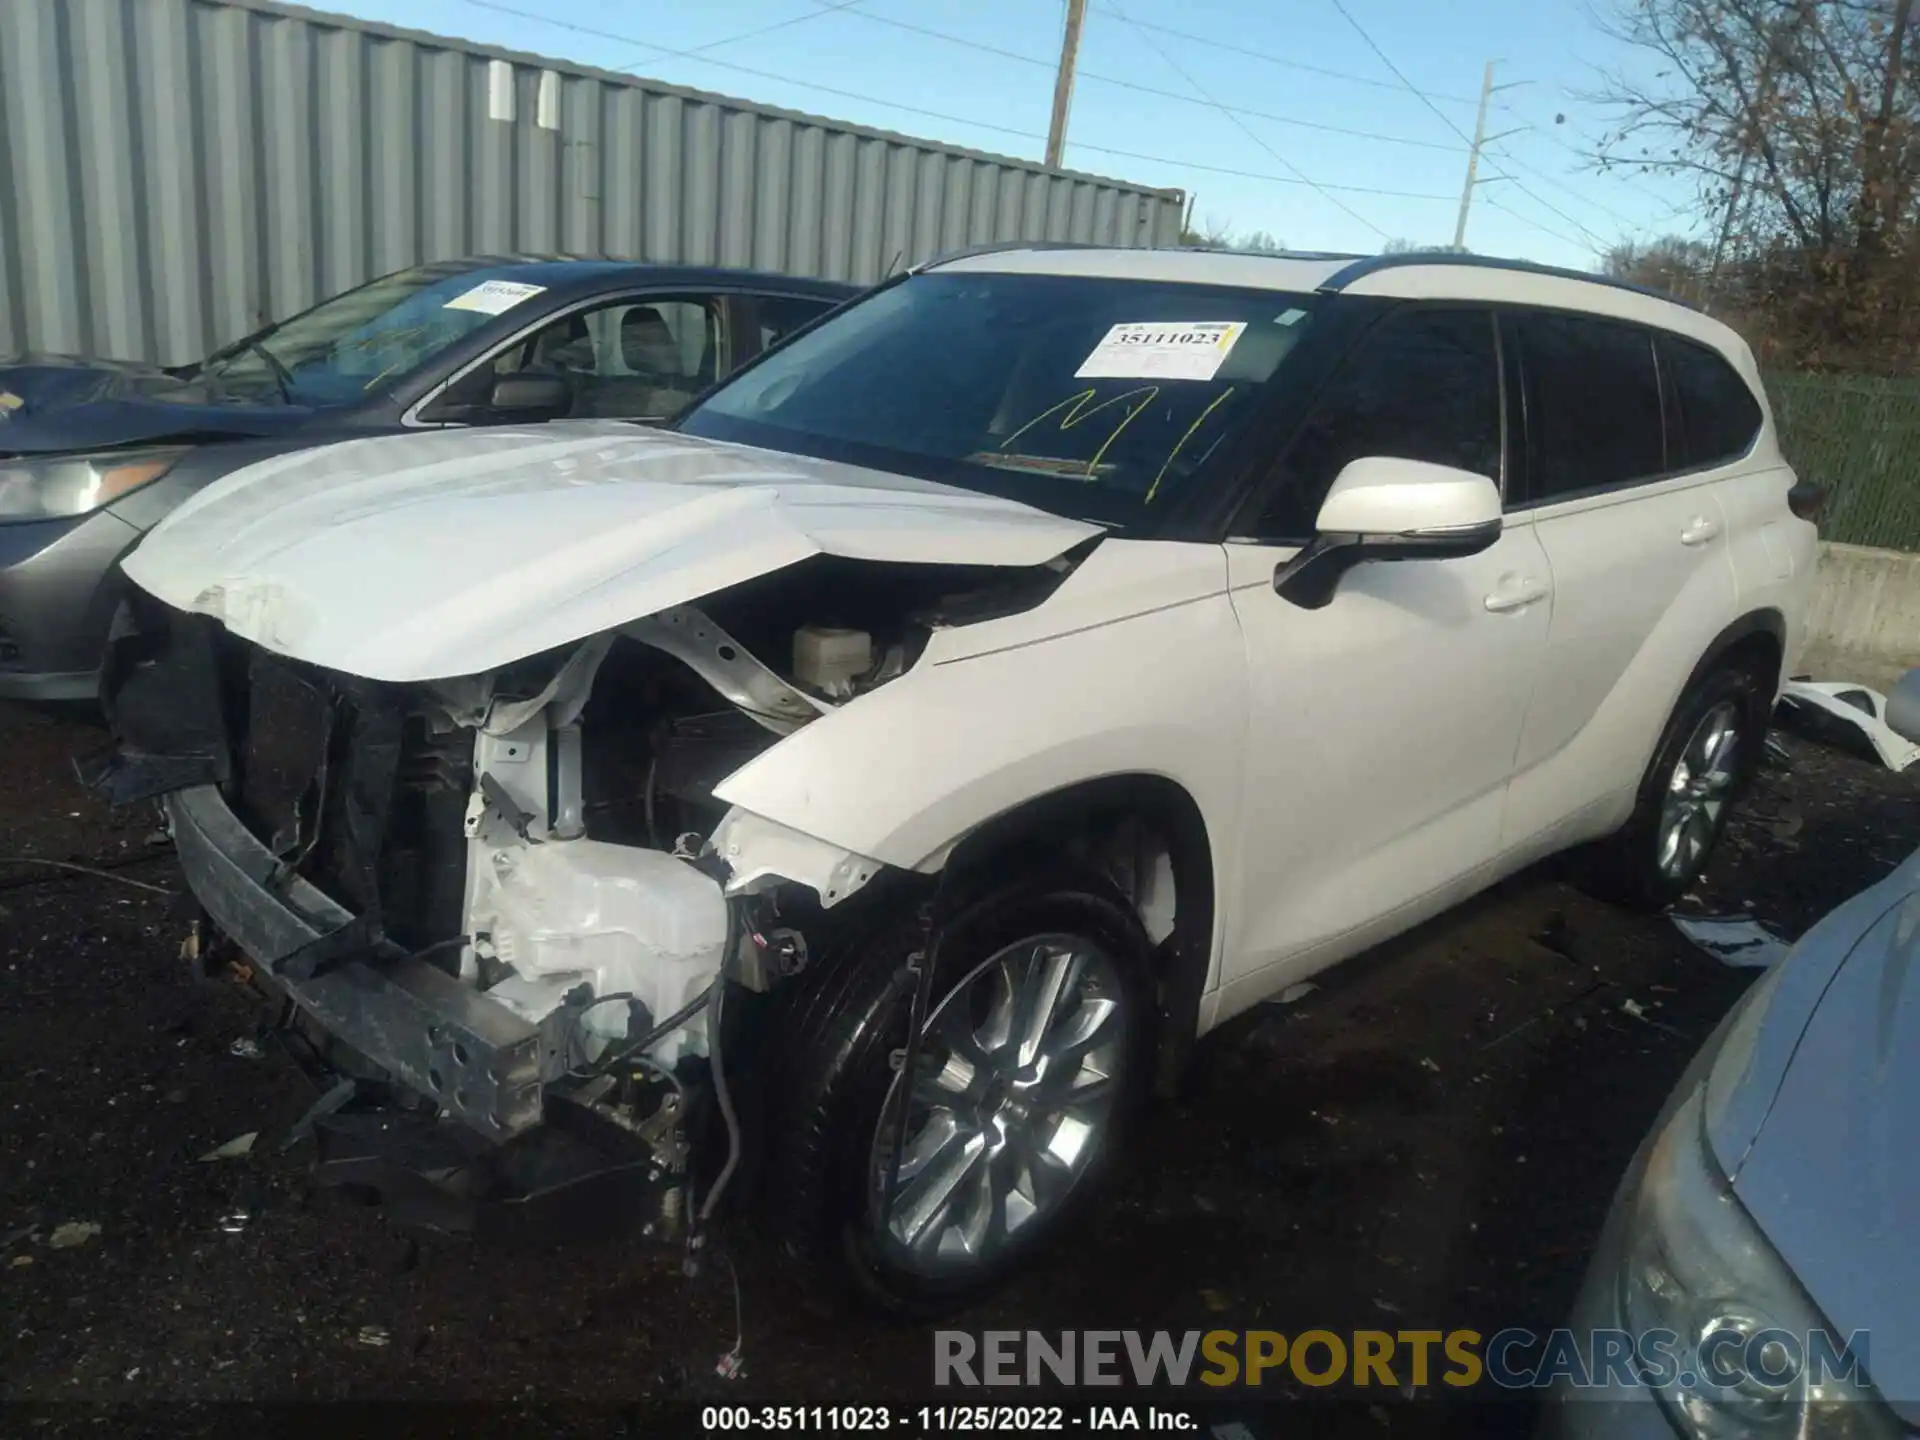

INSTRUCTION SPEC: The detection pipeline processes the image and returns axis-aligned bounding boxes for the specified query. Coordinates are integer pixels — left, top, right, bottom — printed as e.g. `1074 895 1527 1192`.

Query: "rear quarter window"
1659 334 1763 470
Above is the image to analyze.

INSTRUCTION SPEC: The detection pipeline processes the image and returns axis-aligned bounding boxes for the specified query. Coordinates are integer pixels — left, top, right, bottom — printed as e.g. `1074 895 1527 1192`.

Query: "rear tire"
1585 661 1769 911
762 867 1155 1316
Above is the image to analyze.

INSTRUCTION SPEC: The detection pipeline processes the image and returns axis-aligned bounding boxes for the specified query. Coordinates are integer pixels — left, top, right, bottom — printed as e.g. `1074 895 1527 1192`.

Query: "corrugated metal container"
0 0 1185 365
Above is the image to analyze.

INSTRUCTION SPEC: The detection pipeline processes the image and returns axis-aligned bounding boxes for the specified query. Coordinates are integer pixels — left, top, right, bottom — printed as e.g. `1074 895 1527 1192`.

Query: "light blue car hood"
1704 845 1920 1424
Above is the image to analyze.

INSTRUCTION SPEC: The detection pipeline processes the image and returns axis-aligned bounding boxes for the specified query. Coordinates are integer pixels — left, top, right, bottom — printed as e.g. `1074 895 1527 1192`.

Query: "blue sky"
321 0 1701 268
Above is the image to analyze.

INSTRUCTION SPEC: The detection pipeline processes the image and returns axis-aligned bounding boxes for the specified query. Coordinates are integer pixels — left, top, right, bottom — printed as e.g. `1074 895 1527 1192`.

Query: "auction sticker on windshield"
443 280 547 316
1075 321 1247 382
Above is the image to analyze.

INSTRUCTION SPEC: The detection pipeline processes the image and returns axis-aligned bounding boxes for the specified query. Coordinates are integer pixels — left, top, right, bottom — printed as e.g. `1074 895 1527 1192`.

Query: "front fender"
710 545 1249 893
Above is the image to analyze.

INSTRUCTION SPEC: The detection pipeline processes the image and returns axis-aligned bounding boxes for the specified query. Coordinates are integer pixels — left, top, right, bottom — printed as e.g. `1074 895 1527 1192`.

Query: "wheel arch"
936 772 1218 1097
1691 607 1787 698
1637 607 1784 796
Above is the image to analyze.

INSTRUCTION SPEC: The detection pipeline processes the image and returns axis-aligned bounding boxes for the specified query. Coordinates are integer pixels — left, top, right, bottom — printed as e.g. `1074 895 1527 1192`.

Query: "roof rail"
911 240 1111 274
1195 248 1369 262
1318 252 1699 312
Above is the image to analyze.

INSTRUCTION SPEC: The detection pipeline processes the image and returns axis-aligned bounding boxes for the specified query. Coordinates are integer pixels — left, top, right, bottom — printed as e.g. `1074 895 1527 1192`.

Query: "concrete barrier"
1798 541 1920 689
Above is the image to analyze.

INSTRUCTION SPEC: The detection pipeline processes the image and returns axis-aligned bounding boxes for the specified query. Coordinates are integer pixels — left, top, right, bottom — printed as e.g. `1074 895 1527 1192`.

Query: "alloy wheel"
868 934 1128 1275
1656 699 1744 883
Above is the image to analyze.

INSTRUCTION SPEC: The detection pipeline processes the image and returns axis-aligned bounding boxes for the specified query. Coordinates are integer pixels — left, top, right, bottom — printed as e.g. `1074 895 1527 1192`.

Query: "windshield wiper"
242 340 296 403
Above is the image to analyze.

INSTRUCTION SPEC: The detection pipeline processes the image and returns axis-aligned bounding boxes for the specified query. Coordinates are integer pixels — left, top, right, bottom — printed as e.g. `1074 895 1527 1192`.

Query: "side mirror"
1274 456 1504 609
486 373 573 421
1887 668 1920 744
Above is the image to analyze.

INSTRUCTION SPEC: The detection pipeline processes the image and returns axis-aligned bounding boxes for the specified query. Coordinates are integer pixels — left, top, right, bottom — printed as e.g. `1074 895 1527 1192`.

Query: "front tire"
1588 662 1769 910
765 870 1155 1316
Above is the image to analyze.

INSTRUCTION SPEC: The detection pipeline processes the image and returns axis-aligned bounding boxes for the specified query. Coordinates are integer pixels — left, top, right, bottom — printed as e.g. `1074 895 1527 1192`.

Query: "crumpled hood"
0 353 309 454
1703 845 1920 1422
122 423 1102 681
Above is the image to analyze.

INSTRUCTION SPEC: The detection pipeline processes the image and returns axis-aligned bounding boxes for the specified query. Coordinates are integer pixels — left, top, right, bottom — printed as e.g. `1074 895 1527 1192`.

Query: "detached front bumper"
166 782 545 1139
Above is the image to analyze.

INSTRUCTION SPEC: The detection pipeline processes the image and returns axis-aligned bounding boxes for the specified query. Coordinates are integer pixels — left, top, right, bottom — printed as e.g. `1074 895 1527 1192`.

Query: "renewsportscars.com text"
933 1327 1870 1391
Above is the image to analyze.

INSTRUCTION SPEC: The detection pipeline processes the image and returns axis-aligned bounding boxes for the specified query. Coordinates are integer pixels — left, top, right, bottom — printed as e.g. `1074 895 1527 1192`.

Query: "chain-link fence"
1769 373 1920 551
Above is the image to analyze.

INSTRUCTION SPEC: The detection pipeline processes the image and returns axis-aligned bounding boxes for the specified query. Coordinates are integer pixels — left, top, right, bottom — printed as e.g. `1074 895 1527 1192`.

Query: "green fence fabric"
1768 373 1920 550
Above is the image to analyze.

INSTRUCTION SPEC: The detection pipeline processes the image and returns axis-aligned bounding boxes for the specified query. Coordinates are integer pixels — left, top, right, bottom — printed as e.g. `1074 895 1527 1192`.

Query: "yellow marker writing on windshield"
1000 385 1160 479
1145 387 1237 503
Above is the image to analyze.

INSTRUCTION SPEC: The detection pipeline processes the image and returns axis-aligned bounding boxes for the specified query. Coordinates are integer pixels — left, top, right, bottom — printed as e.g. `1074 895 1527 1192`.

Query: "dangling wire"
712 1246 748 1381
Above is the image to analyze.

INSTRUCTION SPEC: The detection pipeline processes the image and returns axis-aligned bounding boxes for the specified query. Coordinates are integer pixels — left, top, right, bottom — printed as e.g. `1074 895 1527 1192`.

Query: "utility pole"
1452 61 1527 251
1453 62 1496 251
1045 0 1088 170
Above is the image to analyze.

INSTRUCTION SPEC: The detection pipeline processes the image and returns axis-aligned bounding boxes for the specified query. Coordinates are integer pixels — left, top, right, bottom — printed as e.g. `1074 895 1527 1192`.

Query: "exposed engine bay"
440 556 997 1063
89 548 1085 1242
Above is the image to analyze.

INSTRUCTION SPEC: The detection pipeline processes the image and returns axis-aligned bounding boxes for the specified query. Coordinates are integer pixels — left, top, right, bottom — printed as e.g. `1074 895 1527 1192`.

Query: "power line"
1482 195 1589 251
1077 146 1456 199
1087 7 1482 105
453 0 1072 146
463 0 858 58
1484 146 1640 229
1535 124 1692 210
1482 171 1610 247
447 0 1457 204
1484 106 1712 237
1322 0 1480 146
1105 1 1391 239
1310 4 1631 251
1486 118 1701 240
813 4 1467 153
1314 2 1602 251
1497 108 1691 210
1484 93 1699 222
1315 4 1701 244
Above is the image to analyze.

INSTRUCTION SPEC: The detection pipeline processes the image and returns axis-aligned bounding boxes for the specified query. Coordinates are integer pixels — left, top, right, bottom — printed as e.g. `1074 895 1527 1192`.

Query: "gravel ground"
1 700 1915 1436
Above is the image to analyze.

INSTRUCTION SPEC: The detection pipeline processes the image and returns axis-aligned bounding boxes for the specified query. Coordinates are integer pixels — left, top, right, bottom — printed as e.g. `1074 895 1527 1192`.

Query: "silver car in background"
1541 670 1920 1438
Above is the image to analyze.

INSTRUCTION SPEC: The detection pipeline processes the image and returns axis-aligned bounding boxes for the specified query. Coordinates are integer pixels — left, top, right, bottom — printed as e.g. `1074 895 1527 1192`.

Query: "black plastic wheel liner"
84 594 470 970
78 593 230 805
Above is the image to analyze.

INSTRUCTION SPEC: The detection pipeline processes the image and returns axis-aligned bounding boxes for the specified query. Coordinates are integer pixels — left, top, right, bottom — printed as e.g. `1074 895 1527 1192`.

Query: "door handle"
1680 517 1721 546
1483 579 1551 613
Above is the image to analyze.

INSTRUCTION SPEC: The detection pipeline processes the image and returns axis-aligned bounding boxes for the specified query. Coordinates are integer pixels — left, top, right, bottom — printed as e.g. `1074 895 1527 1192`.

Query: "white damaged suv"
92 246 1819 1312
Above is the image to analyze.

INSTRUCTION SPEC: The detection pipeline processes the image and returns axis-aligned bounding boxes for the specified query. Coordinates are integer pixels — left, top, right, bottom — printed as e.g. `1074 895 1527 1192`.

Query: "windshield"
678 271 1315 524
200 265 550 407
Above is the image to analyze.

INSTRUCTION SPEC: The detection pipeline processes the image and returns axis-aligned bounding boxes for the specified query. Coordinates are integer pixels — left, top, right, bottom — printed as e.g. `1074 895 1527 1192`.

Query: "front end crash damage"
88 549 1079 1242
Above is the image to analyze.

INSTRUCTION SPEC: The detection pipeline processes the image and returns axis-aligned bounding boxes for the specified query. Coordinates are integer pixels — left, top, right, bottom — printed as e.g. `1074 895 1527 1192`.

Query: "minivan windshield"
679 271 1316 524
197 264 543 408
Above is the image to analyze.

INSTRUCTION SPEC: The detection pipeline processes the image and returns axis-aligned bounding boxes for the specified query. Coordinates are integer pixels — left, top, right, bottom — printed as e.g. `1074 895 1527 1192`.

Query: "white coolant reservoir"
793 625 871 698
479 840 728 1065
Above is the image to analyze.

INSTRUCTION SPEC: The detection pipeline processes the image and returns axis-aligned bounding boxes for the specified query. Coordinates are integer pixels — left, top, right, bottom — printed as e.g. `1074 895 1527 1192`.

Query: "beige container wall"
0 0 1184 365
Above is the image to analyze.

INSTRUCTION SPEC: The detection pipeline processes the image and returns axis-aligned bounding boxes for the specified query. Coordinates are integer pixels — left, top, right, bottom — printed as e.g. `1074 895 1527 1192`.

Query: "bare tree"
1595 0 1915 245
1592 0 1917 364
1604 235 1714 291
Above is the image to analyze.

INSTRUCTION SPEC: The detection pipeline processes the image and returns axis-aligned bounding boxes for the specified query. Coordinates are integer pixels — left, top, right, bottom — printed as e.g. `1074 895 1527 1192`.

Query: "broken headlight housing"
0 446 187 522
1617 1082 1899 1438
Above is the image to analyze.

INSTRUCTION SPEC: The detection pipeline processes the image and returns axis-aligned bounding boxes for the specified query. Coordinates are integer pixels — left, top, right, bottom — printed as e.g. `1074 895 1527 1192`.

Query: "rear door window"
1659 334 1762 470
1516 312 1665 502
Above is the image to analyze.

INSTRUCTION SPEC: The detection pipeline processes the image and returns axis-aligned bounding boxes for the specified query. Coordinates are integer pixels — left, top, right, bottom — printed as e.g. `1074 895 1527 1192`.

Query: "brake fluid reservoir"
484 840 728 1064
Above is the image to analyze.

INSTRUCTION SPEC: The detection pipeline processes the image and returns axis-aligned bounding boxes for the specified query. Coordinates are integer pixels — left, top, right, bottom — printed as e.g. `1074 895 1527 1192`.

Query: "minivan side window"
1251 306 1501 539
1658 333 1762 470
1517 312 1665 501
